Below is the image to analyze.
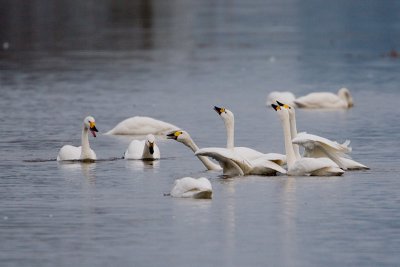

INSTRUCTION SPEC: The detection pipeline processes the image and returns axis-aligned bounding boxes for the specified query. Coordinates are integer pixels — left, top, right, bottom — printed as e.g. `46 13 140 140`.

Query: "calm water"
1 1 400 266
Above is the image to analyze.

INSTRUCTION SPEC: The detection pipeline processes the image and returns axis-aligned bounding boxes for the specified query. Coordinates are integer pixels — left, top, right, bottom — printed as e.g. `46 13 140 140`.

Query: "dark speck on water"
1 1 400 267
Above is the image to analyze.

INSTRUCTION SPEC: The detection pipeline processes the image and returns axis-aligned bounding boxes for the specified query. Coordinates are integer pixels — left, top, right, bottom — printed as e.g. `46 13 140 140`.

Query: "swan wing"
195 148 252 176
170 177 212 198
233 147 286 165
294 92 346 108
339 157 369 170
293 132 352 153
248 157 287 175
106 116 179 135
124 140 145 159
57 145 81 161
289 157 341 176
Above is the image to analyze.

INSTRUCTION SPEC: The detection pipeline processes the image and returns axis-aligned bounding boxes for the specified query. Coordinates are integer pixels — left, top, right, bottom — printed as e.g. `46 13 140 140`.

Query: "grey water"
1 0 400 266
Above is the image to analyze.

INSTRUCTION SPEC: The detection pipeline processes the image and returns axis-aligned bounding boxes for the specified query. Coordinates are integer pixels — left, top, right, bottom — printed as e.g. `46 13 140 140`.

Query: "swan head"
166 130 190 143
338 88 353 108
276 100 296 117
214 106 234 125
271 104 289 121
146 134 156 154
84 116 98 137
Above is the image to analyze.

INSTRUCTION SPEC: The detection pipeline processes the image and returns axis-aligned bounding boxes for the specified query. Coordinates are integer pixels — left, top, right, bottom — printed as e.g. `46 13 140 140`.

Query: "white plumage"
106 116 179 135
170 177 212 199
294 88 353 109
124 134 160 160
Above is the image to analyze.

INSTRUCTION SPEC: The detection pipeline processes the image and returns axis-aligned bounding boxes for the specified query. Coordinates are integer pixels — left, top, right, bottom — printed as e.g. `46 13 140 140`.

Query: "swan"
57 116 98 161
170 177 212 199
213 106 286 165
294 88 354 109
124 134 160 160
271 104 344 176
166 130 222 171
266 91 296 107
106 116 179 135
277 101 368 170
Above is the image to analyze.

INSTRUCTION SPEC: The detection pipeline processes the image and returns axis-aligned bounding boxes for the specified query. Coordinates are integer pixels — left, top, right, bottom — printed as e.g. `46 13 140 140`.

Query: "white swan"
294 88 354 109
166 130 222 171
57 116 98 161
106 116 179 135
277 101 368 170
170 177 212 199
266 91 296 107
124 134 160 160
271 104 344 176
213 106 286 165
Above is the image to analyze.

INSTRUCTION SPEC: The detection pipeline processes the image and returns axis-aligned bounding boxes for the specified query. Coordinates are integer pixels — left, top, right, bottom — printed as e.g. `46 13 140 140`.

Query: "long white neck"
184 138 222 171
225 120 234 150
289 111 301 160
80 127 92 159
281 113 297 168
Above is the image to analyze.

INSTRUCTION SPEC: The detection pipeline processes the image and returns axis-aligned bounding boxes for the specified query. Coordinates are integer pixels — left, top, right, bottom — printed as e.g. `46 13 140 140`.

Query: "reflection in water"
125 159 160 171
58 161 97 184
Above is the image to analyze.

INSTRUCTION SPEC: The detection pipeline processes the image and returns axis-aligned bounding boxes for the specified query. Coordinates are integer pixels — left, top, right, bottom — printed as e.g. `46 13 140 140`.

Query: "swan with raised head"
124 134 160 160
213 106 286 165
166 130 222 171
170 177 212 199
294 88 353 109
277 101 368 170
271 104 344 176
106 116 179 135
57 116 98 161
266 91 296 107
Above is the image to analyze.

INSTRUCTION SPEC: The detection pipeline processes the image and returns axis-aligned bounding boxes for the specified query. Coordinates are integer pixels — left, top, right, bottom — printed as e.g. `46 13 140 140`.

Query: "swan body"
294 88 353 109
170 177 212 199
106 116 179 135
166 130 222 171
124 134 160 160
278 101 368 170
195 147 287 176
213 106 286 165
271 104 343 176
266 91 296 107
57 116 98 161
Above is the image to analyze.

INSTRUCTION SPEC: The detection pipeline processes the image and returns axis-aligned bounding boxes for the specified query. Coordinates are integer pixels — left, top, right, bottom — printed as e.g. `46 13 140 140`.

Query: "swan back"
170 177 212 199
106 116 179 135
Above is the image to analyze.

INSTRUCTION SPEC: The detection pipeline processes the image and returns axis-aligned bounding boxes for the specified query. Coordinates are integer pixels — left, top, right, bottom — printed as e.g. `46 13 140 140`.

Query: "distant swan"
271 104 344 176
106 116 179 135
170 177 212 199
57 116 98 161
166 130 222 171
294 88 353 109
266 91 296 107
277 101 368 170
124 134 160 160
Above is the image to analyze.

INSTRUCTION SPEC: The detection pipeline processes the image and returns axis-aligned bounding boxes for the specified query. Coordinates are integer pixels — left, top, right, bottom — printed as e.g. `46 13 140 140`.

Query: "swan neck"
225 120 234 149
281 114 297 168
142 142 152 159
80 126 91 159
185 138 220 170
289 112 301 160
185 138 200 153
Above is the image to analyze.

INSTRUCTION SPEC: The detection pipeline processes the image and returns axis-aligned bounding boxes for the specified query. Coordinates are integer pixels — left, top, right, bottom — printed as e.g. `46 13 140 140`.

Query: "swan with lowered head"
166 130 222 171
170 177 212 199
277 101 368 170
106 116 179 135
271 104 344 176
124 134 160 160
57 116 98 161
294 88 353 109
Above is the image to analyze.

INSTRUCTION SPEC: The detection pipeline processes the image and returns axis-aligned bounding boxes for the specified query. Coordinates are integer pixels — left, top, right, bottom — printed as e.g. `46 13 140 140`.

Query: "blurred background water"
0 1 400 266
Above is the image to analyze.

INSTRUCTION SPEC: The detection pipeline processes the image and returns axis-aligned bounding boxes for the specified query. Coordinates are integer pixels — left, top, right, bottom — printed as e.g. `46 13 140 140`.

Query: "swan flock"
57 88 367 198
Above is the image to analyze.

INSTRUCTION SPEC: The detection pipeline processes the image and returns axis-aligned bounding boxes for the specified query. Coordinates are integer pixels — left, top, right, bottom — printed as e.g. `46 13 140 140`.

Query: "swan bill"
271 104 281 111
214 106 225 115
166 131 182 140
149 142 154 154
276 101 291 109
90 125 98 137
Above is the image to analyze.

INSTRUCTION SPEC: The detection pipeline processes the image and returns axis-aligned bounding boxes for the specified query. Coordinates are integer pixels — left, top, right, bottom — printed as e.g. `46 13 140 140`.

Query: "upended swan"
277 101 368 170
166 130 222 171
124 134 160 160
266 88 354 109
106 116 179 135
294 88 353 109
170 177 212 199
271 104 344 176
194 106 286 176
57 116 99 161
